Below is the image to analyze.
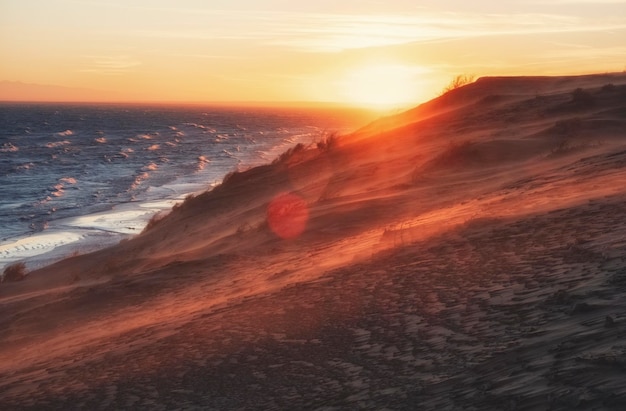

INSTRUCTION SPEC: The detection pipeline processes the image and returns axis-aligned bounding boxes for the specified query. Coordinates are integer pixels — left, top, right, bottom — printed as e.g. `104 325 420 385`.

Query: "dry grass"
2 262 27 282
273 142 306 165
316 132 340 152
142 211 168 233
571 88 594 108
442 74 476 94
429 140 479 169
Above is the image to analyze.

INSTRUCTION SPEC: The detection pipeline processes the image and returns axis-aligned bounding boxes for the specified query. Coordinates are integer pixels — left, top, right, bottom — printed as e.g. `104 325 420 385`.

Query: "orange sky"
1 0 625 109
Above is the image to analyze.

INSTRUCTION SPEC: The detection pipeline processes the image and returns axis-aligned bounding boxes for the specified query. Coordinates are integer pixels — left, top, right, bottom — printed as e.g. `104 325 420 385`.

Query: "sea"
0 102 375 271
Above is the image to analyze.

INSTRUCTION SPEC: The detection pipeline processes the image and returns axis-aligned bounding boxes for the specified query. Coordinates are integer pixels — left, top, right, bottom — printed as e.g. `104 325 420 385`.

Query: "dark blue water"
0 102 373 268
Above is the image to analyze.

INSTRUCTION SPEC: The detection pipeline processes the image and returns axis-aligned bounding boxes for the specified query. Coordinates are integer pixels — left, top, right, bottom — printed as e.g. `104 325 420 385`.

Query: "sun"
339 64 425 110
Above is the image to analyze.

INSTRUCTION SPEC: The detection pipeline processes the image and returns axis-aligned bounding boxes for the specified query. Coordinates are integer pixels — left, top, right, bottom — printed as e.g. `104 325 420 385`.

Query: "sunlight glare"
267 192 309 240
339 64 426 110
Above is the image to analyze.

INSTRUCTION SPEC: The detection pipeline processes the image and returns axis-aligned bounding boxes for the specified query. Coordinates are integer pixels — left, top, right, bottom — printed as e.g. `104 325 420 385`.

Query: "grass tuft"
2 262 27 282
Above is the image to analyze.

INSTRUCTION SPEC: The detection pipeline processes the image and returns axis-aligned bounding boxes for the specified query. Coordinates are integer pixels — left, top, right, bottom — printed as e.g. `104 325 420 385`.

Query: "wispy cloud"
264 12 587 52
67 1 626 53
79 55 141 75
532 0 626 3
539 45 626 60
120 9 626 53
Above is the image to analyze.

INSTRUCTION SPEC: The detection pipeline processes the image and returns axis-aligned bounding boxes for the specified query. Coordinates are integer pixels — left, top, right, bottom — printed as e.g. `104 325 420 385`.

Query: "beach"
1 73 626 410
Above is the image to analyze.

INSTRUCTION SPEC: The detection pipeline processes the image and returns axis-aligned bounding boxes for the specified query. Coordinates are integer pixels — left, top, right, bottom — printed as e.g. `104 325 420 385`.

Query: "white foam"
0 232 84 268
60 208 157 235
139 199 180 209
0 200 176 272
155 182 214 197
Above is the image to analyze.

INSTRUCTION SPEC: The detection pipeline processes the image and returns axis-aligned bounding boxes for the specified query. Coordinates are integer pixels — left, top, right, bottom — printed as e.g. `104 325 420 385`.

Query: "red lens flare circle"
267 193 309 239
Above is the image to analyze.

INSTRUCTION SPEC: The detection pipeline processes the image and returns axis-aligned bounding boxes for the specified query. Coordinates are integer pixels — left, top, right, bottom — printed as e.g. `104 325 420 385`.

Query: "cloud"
122 9 626 53
531 0 626 3
539 45 626 60
79 55 141 75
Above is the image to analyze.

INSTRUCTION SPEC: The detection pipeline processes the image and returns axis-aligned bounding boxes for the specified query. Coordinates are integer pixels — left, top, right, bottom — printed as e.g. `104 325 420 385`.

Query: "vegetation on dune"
429 140 480 169
316 132 340 152
138 131 339 234
552 117 583 137
142 211 169 233
272 131 340 165
442 74 476 94
570 88 595 108
601 83 617 93
273 142 306 165
2 262 27 282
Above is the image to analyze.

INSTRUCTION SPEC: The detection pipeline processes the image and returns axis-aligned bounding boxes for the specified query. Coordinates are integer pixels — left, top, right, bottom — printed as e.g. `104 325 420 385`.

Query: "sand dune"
2 73 626 410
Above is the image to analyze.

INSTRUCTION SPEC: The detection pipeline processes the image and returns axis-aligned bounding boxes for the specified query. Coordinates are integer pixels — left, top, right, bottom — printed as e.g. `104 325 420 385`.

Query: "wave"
0 142 18 152
130 172 150 191
46 140 71 148
196 155 211 171
143 162 159 171
127 163 159 191
117 147 134 159
49 177 77 198
14 162 34 171
59 177 78 185
51 184 65 197
182 122 213 132
54 129 74 137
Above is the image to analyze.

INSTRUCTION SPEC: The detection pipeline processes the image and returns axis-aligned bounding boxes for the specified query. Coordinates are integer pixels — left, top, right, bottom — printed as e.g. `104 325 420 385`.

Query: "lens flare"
267 192 309 239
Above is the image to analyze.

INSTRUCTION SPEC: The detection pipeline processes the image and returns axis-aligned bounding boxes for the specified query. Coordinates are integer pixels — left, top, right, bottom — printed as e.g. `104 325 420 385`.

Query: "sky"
1 0 625 108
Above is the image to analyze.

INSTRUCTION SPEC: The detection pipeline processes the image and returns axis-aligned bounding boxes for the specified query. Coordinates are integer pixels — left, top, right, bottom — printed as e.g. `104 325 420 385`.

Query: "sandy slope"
1 73 626 410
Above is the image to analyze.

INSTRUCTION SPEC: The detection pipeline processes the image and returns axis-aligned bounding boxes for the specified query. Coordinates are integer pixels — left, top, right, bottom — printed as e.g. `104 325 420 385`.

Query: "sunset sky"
1 0 625 108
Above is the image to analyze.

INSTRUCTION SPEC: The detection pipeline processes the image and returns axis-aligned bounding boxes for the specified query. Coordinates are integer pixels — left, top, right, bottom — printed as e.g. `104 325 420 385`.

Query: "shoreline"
0 104 366 273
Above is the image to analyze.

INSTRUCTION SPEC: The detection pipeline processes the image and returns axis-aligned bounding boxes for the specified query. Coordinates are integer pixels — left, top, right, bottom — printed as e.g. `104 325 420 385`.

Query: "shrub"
221 169 241 186
571 88 594 108
316 132 339 152
236 222 253 235
273 142 306 165
2 262 27 282
552 117 582 136
550 139 575 156
442 74 475 94
142 211 167 232
431 140 478 168
413 140 479 182
601 83 617 93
